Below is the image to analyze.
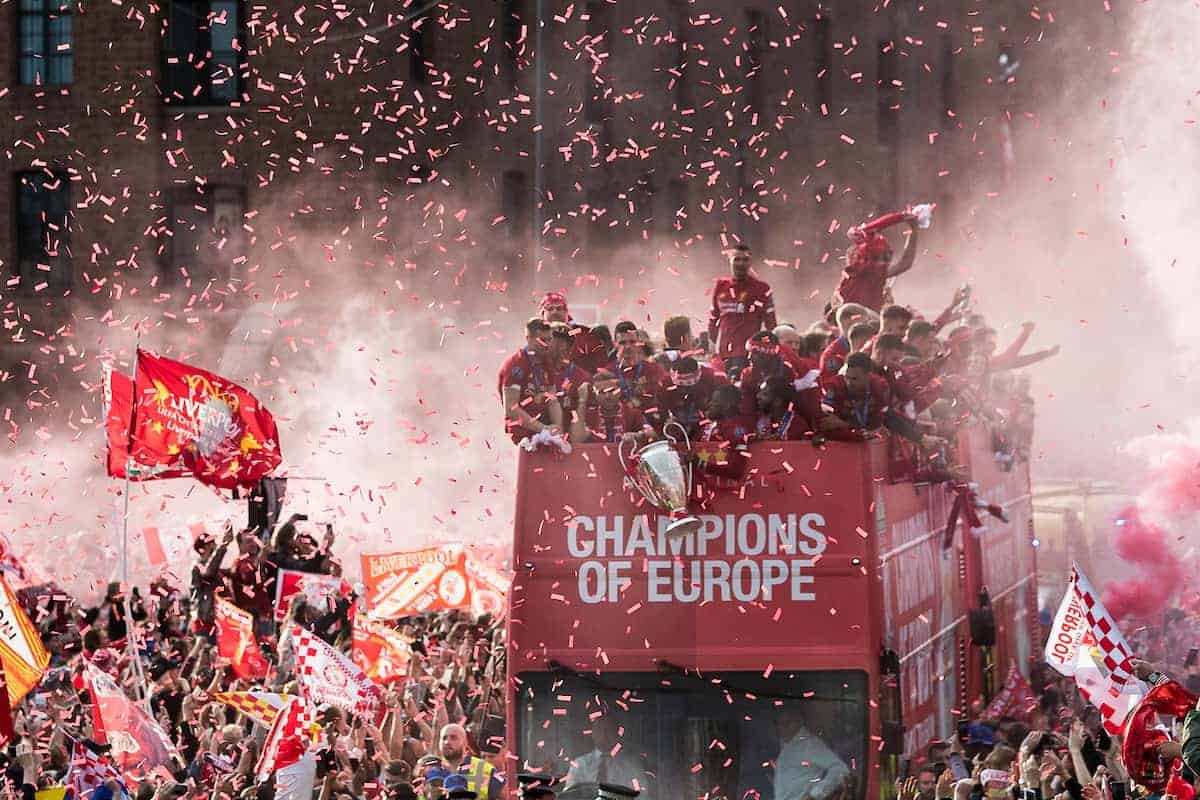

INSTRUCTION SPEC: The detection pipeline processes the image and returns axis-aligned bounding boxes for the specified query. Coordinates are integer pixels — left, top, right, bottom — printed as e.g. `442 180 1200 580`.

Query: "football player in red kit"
609 321 668 418
819 352 891 440
498 318 564 443
659 356 728 439
833 210 921 312
539 291 609 372
708 244 777 376
700 383 757 445
575 368 653 444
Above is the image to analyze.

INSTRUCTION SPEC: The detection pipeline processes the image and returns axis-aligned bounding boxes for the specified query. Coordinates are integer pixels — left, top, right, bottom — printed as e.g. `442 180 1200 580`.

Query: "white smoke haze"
5 1 1200 599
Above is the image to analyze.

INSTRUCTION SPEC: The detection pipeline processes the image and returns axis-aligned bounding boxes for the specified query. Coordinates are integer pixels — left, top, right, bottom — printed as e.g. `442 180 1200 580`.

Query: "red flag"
85 663 179 780
0 661 14 748
352 610 410 684
129 349 282 490
256 696 315 778
103 364 189 481
290 623 383 723
215 598 269 680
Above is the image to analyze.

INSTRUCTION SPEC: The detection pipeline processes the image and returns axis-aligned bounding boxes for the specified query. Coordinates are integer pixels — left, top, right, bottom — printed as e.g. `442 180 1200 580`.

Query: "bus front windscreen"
515 669 868 800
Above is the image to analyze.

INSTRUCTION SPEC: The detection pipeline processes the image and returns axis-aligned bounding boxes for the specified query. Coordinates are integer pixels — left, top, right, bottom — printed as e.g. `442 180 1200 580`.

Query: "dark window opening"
501 170 528 239
813 14 832 116
163 0 244 105
745 9 765 116
16 170 72 292
876 38 898 147
410 13 435 84
19 0 73 86
501 0 523 83
167 184 245 284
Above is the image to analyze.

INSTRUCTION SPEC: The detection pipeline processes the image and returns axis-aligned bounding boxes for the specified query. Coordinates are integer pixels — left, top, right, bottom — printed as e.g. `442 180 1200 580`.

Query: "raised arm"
994 345 1059 372
886 219 920 278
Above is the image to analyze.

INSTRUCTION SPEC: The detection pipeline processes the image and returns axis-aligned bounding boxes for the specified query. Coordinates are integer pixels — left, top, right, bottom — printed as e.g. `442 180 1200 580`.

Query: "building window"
876 38 898 147
163 0 243 105
168 184 245 283
16 170 72 292
410 13 435 84
500 0 523 84
501 170 528 238
941 33 957 129
583 0 611 125
813 13 832 116
745 10 765 116
19 0 73 86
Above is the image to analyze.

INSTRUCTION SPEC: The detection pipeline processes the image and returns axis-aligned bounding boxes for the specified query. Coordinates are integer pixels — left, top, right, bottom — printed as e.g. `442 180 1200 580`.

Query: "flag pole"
121 327 152 712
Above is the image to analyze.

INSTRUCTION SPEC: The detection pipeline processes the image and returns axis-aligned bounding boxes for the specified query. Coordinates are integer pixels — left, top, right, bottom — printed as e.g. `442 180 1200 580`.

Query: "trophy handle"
618 434 634 477
663 420 690 449
662 420 694 496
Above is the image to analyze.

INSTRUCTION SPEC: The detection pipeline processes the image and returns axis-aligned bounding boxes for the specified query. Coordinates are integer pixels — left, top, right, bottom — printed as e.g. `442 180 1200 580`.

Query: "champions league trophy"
618 421 701 538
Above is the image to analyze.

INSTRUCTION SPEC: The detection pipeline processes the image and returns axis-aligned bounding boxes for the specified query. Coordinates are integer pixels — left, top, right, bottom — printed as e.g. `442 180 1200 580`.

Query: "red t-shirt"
818 337 850 382
659 368 728 436
835 261 887 312
569 323 610 373
708 275 777 358
584 401 647 442
699 414 757 445
497 347 553 441
821 374 890 431
607 358 667 415
546 360 593 414
737 358 798 415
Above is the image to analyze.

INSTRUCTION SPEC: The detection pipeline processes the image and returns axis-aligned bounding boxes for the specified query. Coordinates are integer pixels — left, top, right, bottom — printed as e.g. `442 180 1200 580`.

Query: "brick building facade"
0 0 1120 403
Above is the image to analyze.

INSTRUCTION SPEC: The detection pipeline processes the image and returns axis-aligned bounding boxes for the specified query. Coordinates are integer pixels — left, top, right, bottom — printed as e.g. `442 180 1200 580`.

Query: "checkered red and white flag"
255 696 316 779
290 624 383 723
66 742 130 800
1044 563 1146 732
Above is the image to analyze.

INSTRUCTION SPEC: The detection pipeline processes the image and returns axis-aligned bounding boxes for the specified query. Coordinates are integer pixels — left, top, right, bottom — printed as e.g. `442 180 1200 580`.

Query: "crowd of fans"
499 209 1054 491
3 513 511 800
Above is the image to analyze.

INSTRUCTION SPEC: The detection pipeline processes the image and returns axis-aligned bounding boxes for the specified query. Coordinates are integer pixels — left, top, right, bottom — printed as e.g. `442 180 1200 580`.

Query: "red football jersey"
708 275 777 358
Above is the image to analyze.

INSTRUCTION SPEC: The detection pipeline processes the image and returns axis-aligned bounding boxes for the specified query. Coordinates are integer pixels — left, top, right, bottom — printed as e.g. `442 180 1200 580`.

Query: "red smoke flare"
1102 506 1184 622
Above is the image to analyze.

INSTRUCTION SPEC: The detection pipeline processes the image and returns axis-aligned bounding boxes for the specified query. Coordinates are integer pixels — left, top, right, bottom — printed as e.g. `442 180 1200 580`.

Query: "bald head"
439 723 468 764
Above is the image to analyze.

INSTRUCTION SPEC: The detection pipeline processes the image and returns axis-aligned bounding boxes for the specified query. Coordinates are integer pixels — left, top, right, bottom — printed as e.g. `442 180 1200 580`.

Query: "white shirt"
773 727 851 800
563 749 649 798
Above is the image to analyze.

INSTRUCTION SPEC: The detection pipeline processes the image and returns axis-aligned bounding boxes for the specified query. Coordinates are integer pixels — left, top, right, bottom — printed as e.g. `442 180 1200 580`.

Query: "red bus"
506 425 1037 800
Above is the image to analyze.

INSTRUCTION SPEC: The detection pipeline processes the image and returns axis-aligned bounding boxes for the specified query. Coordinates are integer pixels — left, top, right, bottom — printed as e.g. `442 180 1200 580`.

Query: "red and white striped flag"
255 696 316 779
66 741 130 800
290 624 383 723
1044 563 1146 732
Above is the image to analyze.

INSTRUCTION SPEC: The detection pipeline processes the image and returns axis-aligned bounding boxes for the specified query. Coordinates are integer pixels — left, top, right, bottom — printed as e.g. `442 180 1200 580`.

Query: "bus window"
514 669 869 800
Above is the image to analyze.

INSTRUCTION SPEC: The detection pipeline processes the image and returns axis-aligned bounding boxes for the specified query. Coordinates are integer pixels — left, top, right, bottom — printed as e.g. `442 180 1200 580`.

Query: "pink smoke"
1139 442 1200 520
1102 507 1185 622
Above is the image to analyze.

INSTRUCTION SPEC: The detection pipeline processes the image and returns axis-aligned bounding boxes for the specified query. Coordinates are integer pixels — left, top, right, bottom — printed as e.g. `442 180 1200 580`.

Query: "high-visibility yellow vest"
462 755 497 800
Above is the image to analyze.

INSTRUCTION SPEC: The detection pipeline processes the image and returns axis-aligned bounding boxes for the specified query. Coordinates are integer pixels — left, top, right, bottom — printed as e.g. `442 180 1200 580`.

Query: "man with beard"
819 303 875 380
576 369 652 444
754 376 809 441
708 244 777 376
539 291 608 372
818 353 891 440
608 321 667 421
659 357 728 439
700 383 756 445
737 331 821 431
545 322 592 421
498 318 564 443
438 723 504 800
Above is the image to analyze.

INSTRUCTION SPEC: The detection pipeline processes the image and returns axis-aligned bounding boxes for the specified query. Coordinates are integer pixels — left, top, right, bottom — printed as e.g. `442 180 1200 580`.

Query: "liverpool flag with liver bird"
123 348 282 490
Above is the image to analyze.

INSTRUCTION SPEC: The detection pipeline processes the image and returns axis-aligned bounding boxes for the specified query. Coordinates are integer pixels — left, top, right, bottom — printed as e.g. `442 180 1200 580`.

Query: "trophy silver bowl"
618 421 700 538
